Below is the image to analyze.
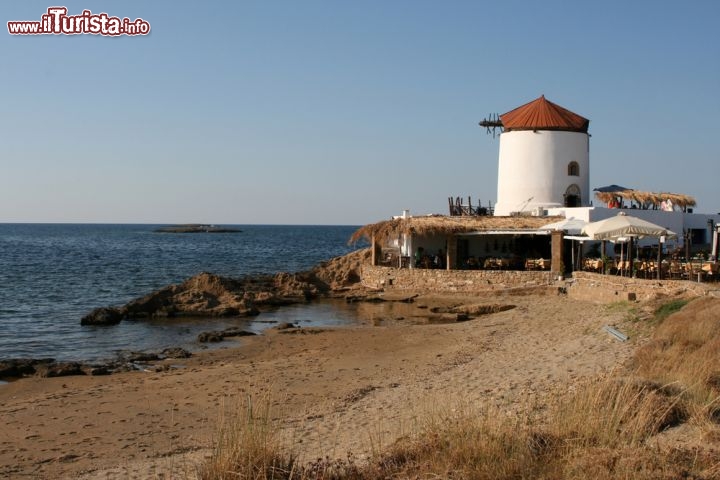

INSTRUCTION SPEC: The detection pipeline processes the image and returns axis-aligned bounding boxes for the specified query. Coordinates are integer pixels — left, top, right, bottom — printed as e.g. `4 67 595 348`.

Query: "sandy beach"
1 290 639 479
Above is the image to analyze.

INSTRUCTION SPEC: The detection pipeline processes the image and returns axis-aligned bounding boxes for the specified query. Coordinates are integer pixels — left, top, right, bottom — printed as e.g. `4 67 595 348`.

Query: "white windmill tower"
481 95 590 216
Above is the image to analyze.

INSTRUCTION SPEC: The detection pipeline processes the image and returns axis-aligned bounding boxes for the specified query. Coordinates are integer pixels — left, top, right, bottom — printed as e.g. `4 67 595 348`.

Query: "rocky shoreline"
1 249 371 382
0 347 195 380
81 248 370 325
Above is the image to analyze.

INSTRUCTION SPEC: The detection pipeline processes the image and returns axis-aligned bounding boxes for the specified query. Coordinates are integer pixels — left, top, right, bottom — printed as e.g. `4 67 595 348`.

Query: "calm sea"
0 224 365 362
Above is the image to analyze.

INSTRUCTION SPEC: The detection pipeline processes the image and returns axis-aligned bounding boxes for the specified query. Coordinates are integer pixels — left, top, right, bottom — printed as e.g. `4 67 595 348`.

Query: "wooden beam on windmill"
479 113 503 138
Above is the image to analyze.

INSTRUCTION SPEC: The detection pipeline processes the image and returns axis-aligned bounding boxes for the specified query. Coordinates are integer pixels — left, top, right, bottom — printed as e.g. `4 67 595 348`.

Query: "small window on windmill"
568 161 579 176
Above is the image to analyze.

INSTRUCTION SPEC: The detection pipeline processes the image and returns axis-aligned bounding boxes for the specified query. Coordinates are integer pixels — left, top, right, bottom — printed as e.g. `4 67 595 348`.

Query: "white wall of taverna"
494 130 589 216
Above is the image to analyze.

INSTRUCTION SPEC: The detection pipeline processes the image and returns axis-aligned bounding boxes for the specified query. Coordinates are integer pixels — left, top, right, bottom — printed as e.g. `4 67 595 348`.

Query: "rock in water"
0 358 55 378
36 362 86 378
160 347 192 359
154 224 242 233
275 322 297 330
197 328 256 343
81 307 124 326
122 272 262 319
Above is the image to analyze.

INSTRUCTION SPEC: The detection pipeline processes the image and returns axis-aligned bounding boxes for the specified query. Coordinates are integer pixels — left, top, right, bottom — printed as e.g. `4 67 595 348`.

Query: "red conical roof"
500 95 589 133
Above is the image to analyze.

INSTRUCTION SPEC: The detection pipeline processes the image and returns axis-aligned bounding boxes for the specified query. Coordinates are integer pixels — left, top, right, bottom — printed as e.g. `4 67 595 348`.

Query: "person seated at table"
414 247 424 267
433 249 444 269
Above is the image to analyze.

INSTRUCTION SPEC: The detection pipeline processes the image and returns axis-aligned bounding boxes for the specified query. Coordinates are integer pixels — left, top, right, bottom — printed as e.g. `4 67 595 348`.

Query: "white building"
488 95 719 252
493 95 590 216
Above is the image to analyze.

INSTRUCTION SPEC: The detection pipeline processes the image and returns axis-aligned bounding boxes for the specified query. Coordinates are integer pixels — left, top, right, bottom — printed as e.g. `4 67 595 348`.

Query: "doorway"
564 184 581 208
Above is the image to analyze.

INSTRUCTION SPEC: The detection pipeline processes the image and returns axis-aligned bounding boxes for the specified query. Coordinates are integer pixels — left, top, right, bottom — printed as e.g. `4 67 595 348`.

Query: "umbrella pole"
657 239 662 280
578 242 583 273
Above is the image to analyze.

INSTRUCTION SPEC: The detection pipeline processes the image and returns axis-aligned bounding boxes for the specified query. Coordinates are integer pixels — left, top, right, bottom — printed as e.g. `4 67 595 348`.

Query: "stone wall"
361 265 555 293
360 265 720 301
567 271 719 303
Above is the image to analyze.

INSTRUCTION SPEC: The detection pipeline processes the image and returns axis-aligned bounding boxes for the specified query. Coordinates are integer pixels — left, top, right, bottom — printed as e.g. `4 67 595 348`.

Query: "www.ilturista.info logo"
8 7 150 36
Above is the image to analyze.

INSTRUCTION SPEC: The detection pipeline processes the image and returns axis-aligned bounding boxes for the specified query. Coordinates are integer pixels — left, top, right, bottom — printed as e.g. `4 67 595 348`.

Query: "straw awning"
594 189 696 209
350 215 563 244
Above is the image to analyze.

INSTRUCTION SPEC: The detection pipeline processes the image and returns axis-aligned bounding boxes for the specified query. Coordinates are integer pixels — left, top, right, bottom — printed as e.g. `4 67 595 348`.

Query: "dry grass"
549 376 687 449
362 376 696 480
200 297 720 480
197 394 299 480
635 297 720 421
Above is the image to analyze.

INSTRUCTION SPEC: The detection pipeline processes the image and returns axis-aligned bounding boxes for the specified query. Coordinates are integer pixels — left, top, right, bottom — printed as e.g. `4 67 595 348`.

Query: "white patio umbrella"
539 217 589 236
582 212 677 278
582 212 677 240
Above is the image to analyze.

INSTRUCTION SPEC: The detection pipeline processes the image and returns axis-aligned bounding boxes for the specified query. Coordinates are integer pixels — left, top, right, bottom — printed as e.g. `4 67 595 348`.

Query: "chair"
668 261 682 279
616 260 628 276
687 261 705 282
644 261 658 279
701 262 717 281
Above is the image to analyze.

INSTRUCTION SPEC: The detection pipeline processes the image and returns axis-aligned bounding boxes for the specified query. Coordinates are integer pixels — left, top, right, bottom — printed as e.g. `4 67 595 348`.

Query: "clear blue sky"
2 1 719 224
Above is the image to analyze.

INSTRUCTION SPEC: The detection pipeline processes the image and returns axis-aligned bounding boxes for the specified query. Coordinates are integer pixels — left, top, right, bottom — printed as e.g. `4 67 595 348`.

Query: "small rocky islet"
154 224 242 233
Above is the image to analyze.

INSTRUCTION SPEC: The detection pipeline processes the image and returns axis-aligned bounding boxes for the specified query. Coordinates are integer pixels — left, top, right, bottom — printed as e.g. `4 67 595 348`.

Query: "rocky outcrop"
197 328 256 343
122 273 260 319
0 358 55 378
160 347 192 359
0 347 194 380
81 307 125 326
81 249 370 325
0 358 89 379
311 248 371 291
35 362 86 378
121 271 330 319
80 249 370 325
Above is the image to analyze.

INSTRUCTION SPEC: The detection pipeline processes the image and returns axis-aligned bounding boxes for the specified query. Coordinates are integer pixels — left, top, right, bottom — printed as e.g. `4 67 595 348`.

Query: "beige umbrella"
582 212 677 241
583 213 677 278
539 217 589 236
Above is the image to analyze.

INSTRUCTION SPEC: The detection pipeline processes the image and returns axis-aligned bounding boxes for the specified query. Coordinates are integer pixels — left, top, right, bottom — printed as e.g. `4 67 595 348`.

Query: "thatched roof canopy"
594 190 696 208
350 215 563 244
662 192 697 207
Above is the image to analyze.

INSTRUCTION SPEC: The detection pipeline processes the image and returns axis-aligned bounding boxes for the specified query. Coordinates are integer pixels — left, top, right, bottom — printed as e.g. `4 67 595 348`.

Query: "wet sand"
0 292 637 479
